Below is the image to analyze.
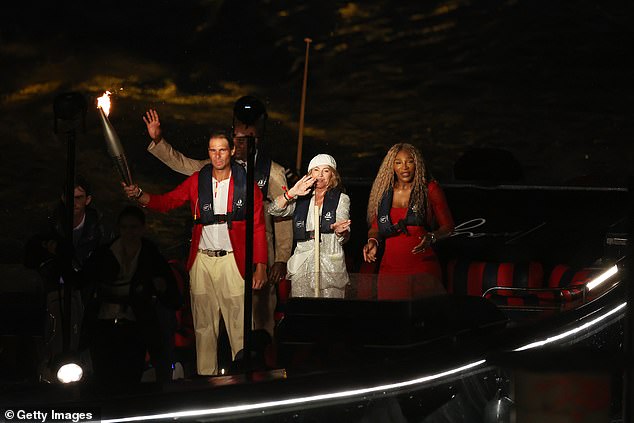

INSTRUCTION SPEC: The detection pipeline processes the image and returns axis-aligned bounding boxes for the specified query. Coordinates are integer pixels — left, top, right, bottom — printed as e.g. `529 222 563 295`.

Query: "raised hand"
143 109 162 141
288 174 315 198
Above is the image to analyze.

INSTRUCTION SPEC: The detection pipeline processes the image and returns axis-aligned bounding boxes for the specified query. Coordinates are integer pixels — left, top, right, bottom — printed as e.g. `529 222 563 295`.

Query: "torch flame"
97 91 112 116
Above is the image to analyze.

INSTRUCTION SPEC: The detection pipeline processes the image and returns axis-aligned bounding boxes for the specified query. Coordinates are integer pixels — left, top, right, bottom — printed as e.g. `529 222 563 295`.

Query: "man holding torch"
122 131 268 376
142 96 292 338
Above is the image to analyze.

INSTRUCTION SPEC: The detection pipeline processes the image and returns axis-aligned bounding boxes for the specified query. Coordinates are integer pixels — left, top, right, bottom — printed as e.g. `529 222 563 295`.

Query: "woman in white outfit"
268 154 351 298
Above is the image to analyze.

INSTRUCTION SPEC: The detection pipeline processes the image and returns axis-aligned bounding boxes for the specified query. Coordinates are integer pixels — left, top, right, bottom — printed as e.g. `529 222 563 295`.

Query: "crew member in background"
24 175 113 380
82 205 181 386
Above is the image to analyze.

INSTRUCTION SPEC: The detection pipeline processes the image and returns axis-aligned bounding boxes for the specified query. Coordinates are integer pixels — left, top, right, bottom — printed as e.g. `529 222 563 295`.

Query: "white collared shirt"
199 174 233 251
234 150 258 170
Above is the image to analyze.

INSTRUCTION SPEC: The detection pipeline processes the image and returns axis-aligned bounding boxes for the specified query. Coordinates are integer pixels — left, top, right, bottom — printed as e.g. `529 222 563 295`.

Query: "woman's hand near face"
288 174 315 198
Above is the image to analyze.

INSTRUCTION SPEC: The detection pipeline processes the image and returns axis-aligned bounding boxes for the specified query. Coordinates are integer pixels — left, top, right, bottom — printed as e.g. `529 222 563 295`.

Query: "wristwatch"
428 232 436 244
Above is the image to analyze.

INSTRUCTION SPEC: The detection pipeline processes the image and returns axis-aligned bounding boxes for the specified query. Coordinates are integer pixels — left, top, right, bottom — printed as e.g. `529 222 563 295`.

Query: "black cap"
233 96 267 126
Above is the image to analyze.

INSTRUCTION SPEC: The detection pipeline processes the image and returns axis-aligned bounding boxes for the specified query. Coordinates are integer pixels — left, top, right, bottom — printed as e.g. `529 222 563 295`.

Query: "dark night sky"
1 0 633 263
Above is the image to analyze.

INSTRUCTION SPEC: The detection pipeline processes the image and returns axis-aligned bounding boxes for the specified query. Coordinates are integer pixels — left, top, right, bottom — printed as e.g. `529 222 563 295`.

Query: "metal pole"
243 136 256 373
62 130 76 354
295 38 312 176
624 172 634 422
54 92 86 355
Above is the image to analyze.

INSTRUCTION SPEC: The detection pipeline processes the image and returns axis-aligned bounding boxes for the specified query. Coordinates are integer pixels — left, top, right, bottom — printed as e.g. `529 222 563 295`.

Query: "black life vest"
377 187 429 237
254 154 272 200
196 162 246 228
293 189 342 241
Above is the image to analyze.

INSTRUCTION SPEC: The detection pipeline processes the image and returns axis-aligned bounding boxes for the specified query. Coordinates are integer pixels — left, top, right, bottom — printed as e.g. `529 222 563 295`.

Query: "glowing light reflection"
514 302 626 351
101 360 486 422
587 265 619 291
100 297 628 422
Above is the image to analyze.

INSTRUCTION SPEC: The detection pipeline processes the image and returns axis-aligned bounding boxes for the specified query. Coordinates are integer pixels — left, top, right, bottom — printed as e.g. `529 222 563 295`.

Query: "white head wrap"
308 154 337 172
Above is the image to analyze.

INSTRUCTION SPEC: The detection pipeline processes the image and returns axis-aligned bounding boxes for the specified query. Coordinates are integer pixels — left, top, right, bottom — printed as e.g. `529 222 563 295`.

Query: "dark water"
0 0 632 260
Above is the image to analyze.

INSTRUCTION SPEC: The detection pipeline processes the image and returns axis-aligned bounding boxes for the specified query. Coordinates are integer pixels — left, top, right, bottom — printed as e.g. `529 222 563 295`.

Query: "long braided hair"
366 143 431 226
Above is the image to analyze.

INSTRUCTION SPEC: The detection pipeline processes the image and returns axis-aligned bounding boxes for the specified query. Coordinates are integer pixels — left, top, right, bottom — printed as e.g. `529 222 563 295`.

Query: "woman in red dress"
363 143 454 298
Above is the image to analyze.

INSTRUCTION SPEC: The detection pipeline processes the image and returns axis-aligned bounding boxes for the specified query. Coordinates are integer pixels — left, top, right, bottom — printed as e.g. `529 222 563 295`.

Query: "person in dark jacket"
23 175 113 381
82 206 182 387
24 175 112 282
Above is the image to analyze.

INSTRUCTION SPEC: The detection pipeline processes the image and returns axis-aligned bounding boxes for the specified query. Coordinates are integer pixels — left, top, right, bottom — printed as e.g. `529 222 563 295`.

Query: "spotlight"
51 353 84 384
56 362 83 384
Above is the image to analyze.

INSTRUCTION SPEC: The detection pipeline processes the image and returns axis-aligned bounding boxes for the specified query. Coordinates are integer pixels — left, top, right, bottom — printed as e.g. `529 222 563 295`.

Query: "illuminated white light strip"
514 302 626 352
101 360 486 423
586 265 619 291
99 297 628 422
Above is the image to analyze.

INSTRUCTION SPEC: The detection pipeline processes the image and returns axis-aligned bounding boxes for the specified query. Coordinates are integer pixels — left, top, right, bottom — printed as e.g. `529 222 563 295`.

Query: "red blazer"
147 171 268 275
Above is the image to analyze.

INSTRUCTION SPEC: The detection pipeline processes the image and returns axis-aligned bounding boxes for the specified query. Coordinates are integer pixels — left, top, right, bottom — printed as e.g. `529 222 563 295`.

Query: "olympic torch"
97 91 132 185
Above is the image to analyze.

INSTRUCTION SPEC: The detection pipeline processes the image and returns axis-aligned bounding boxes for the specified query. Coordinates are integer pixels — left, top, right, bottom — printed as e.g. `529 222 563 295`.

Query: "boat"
0 176 629 423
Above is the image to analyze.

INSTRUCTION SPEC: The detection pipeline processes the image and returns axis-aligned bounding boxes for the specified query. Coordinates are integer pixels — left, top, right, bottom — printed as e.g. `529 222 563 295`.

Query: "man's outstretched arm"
144 109 209 176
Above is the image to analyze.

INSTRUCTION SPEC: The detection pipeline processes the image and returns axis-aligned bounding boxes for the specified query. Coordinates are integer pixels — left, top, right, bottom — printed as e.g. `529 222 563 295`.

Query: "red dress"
379 207 442 278
375 181 454 299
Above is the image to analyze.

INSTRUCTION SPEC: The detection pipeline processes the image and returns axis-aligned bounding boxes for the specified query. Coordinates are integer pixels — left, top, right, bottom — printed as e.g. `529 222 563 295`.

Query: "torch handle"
112 155 133 186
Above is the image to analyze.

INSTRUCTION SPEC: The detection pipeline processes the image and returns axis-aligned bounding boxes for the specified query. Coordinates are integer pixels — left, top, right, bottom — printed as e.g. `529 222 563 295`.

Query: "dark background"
1 0 632 267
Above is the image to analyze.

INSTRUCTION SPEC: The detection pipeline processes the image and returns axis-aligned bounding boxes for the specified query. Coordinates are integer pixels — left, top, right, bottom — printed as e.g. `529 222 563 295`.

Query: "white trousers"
189 252 244 375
